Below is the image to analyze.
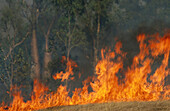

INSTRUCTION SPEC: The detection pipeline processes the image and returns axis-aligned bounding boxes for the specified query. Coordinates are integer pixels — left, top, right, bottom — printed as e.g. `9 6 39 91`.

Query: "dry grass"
38 100 170 111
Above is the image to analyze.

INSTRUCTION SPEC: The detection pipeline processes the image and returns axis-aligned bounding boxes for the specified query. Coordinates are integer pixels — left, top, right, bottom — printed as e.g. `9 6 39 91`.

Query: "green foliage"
108 3 129 25
13 48 31 84
53 0 87 57
0 47 31 86
0 0 31 92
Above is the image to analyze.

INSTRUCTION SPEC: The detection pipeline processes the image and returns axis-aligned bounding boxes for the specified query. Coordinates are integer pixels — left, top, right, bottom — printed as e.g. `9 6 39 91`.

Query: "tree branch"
56 32 65 44
4 32 30 60
46 17 55 37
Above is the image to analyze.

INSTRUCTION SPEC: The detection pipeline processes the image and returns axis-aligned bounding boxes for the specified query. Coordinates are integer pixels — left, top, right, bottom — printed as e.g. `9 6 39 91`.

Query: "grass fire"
0 33 169 111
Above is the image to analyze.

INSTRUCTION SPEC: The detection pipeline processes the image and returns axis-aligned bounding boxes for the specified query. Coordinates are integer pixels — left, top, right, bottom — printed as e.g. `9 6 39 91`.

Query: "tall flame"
0 33 169 111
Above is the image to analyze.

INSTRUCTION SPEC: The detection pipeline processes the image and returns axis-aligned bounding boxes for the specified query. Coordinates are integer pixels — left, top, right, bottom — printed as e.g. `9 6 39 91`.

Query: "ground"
38 100 170 111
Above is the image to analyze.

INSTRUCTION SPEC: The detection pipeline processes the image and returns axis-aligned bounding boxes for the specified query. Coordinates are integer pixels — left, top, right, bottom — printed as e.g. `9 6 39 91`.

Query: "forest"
0 0 169 107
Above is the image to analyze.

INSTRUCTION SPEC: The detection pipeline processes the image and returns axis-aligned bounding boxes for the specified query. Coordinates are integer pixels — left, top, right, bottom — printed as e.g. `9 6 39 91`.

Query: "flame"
53 56 77 81
0 32 169 110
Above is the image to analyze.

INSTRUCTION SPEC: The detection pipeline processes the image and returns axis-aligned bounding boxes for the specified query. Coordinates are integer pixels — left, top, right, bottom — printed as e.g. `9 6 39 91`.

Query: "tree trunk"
9 56 13 98
93 39 97 74
93 14 100 75
65 14 71 89
30 0 40 80
42 19 54 80
31 29 40 80
96 14 100 57
43 35 51 80
66 49 70 89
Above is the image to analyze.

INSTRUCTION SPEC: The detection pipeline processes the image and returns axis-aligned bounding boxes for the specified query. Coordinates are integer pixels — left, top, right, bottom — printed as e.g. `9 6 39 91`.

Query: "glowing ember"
0 33 169 111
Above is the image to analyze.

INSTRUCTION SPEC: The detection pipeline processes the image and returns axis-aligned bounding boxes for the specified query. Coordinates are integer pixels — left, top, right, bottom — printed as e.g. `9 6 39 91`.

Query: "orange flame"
53 56 77 81
0 32 169 110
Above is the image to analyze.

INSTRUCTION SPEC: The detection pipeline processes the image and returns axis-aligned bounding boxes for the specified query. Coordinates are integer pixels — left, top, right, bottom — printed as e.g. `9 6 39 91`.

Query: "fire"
53 56 78 81
0 33 169 110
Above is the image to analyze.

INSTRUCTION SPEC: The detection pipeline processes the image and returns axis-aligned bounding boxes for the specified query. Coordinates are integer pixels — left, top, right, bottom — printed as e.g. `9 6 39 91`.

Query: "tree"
21 0 41 80
35 0 57 80
81 0 120 74
53 0 87 87
21 0 60 81
0 0 30 99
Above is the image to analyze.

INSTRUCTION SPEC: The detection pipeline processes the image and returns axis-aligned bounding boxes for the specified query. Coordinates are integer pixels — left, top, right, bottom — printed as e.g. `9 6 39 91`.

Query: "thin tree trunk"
43 35 51 79
65 14 71 89
66 49 70 89
93 39 97 74
42 19 55 80
93 14 100 75
96 14 100 56
9 31 16 98
9 57 13 98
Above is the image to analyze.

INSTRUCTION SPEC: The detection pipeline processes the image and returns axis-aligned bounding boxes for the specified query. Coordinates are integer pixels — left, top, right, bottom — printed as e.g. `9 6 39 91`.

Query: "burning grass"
0 32 170 111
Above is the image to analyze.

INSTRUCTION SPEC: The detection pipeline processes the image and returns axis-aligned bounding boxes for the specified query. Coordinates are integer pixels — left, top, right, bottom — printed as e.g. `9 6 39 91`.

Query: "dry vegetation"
38 100 170 111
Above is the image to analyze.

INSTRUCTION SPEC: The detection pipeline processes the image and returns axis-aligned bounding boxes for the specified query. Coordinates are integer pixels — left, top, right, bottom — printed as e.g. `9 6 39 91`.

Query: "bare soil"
38 100 170 111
